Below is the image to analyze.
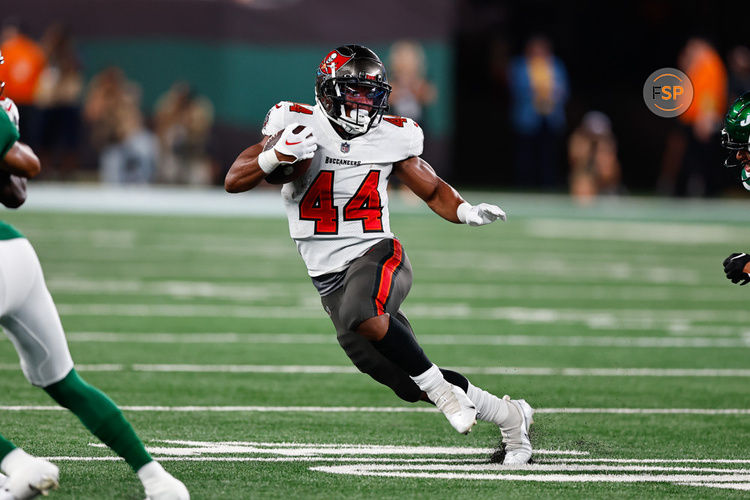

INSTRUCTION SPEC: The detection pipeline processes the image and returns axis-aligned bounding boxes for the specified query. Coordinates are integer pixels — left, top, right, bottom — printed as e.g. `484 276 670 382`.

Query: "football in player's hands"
263 126 314 184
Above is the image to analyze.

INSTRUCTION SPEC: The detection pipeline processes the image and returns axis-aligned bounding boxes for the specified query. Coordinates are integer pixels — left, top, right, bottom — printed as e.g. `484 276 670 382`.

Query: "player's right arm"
2 141 40 179
224 136 272 192
0 98 39 179
0 98 38 208
225 103 316 193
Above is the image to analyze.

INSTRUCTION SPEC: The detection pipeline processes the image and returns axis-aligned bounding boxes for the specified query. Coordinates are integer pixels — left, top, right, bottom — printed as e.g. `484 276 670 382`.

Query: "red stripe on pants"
375 240 403 315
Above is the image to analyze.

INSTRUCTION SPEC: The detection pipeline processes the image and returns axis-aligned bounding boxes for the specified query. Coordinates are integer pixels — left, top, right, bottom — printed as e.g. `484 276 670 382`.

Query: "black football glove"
723 252 750 285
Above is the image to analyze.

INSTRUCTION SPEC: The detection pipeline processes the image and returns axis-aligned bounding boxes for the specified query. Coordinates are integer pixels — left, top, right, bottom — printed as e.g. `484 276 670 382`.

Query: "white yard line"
0 363 748 376
0 405 746 415
52 303 750 327
526 218 750 244
538 458 750 464
677 482 750 491
55 331 750 348
323 463 750 473
47 278 746 304
311 466 750 483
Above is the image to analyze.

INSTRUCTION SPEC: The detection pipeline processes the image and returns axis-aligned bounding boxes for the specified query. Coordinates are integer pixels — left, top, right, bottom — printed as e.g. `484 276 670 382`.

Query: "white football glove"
258 122 317 174
456 202 507 226
1 98 20 132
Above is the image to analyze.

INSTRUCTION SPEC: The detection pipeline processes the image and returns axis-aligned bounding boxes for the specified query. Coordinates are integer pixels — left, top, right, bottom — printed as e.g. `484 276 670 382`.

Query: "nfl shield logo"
340 142 350 153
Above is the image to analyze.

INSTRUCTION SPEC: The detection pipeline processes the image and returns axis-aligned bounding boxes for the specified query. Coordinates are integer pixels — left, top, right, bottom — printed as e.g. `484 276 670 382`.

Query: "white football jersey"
262 101 423 276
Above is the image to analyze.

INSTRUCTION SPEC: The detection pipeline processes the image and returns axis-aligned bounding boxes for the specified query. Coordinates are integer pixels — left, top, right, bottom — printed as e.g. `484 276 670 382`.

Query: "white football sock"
137 460 167 486
410 364 447 394
0 448 30 475
466 383 520 427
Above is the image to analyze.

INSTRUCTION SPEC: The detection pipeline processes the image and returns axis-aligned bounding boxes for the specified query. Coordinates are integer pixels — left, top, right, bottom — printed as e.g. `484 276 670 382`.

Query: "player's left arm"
393 156 506 226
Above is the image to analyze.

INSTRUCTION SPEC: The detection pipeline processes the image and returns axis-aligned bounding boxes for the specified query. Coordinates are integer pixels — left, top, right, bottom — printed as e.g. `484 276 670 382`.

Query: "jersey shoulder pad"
262 101 315 136
380 115 423 159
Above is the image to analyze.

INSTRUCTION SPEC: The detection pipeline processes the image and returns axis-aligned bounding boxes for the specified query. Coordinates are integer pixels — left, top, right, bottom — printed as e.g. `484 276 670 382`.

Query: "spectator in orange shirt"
0 19 46 146
659 38 728 196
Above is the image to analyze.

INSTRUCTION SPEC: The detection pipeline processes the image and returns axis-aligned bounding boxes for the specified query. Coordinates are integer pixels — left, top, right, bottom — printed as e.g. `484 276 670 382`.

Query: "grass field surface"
0 189 748 498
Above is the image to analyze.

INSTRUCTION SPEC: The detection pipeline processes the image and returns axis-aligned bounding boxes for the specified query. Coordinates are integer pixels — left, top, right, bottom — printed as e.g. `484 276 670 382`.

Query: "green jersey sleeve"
0 109 20 159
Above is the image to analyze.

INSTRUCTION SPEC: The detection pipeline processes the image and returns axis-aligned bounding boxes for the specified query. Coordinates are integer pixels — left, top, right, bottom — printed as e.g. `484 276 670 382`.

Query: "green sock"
0 433 17 465
44 369 152 472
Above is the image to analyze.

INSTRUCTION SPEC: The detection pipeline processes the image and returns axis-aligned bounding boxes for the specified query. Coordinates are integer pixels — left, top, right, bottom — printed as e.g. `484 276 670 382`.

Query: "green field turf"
0 194 749 499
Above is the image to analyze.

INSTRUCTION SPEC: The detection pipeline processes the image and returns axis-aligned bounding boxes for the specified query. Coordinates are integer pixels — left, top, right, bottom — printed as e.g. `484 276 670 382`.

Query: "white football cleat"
139 461 189 500
0 454 58 500
500 396 534 465
428 382 477 434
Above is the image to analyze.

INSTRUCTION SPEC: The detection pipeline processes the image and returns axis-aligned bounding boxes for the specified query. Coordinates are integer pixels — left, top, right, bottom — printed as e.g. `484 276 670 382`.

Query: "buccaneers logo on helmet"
315 44 391 137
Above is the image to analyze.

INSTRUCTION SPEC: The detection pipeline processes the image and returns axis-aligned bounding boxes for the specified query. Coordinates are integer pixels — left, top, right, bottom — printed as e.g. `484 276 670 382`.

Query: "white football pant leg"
0 238 74 387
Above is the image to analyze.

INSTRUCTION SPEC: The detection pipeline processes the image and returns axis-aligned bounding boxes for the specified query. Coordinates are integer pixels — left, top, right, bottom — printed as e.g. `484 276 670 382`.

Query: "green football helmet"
722 91 750 168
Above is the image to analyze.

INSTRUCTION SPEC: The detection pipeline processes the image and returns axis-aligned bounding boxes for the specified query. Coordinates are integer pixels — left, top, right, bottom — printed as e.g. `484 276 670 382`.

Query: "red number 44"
299 170 383 234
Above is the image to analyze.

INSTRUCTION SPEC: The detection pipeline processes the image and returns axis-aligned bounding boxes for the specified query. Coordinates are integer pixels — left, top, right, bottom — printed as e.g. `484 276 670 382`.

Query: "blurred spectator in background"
387 40 437 123
83 67 157 184
153 82 215 185
728 45 750 103
0 18 46 146
508 36 569 189
568 111 623 204
658 38 727 196
35 23 83 179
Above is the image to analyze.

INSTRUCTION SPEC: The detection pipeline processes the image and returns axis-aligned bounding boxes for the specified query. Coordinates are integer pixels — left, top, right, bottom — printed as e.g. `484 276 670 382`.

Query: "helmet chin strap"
334 106 370 135
315 98 367 138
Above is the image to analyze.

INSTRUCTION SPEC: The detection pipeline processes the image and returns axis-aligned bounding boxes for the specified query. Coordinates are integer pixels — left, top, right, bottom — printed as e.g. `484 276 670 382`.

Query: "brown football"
263 126 313 184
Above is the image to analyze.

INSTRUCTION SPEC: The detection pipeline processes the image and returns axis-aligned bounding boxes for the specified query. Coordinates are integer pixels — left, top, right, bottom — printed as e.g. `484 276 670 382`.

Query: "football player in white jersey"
226 44 533 464
0 51 188 500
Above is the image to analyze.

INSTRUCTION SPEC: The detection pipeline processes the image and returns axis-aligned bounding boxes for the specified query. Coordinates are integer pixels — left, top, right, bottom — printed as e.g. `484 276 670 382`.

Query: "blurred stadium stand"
2 0 749 196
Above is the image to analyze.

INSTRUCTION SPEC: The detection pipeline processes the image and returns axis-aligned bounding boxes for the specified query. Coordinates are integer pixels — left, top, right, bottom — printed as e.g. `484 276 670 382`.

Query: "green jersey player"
0 53 188 500
721 92 750 285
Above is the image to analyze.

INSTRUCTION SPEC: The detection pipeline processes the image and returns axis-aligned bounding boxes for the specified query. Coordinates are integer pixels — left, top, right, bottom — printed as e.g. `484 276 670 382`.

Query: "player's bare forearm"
225 142 267 193
0 171 27 208
393 156 464 223
1 142 41 179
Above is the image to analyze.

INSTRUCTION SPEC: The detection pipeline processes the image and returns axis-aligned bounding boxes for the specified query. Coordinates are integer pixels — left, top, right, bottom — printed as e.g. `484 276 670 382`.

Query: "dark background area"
455 0 743 190
2 0 745 192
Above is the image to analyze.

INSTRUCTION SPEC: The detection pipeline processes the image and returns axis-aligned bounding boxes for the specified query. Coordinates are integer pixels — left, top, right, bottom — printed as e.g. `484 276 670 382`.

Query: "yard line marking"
535 408 750 415
0 405 747 415
37 437 750 490
526 218 750 244
311 465 750 484
44 456 494 463
66 332 335 344
47 277 749 304
52 303 750 327
52 331 750 349
92 441 584 457
538 458 750 464
677 482 750 491
2 363 749 377
1 363 749 377
321 463 750 474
